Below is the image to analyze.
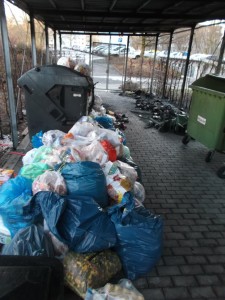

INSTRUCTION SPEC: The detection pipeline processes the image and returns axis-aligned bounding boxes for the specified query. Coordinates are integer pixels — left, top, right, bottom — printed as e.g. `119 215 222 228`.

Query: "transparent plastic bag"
80 140 108 166
22 148 37 165
64 250 122 299
42 130 65 147
69 121 97 137
114 160 137 184
133 181 145 203
97 128 121 147
85 279 144 300
32 170 67 195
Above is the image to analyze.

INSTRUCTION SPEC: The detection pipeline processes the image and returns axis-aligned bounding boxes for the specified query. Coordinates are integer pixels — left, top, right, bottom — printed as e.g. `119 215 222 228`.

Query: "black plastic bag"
2 224 54 257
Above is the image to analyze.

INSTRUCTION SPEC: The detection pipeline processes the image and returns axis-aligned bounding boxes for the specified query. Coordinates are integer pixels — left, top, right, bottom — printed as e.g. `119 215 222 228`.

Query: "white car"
190 53 209 61
128 47 141 59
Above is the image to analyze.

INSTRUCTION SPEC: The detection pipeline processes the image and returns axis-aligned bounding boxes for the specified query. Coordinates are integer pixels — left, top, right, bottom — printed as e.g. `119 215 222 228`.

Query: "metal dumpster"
182 74 225 162
18 65 94 138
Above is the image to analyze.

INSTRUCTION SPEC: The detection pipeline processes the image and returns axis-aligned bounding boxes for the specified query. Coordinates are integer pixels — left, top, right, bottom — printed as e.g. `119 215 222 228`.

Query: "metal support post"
53 29 57 63
89 34 92 75
0 1 18 148
122 35 130 94
215 30 225 75
45 24 49 64
106 35 111 90
162 31 173 98
150 34 159 95
59 32 62 57
180 26 195 107
30 13 37 67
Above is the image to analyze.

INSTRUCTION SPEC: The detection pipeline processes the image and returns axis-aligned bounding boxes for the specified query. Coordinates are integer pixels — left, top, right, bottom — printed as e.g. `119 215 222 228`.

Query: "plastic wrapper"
20 162 51 181
114 160 137 184
2 224 54 257
106 174 132 203
133 181 145 203
103 161 132 203
64 250 122 298
32 170 67 195
85 279 144 300
80 140 109 167
108 193 164 280
31 191 117 253
42 130 65 147
100 140 117 162
0 175 34 237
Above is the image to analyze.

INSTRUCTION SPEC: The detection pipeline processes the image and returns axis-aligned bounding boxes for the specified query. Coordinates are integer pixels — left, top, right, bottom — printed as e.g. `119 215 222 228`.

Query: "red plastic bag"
100 140 117 162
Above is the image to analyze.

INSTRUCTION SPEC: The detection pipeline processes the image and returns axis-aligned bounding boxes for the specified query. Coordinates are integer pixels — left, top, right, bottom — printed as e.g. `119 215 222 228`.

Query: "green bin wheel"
182 134 191 145
205 151 214 163
217 166 225 179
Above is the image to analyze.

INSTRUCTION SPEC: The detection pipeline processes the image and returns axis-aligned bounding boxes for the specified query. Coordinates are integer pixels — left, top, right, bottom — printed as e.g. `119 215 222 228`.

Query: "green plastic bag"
20 163 51 181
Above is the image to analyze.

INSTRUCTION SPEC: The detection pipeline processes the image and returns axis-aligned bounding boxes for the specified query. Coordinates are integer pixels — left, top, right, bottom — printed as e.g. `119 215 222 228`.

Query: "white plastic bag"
69 121 97 137
22 148 37 165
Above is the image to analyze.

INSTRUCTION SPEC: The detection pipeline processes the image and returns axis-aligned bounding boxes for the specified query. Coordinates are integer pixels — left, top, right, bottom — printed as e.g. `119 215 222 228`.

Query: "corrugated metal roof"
6 0 225 34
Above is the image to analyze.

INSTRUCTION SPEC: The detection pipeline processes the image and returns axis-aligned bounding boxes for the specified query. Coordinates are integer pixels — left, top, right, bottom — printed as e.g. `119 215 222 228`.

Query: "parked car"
189 53 209 61
128 47 141 59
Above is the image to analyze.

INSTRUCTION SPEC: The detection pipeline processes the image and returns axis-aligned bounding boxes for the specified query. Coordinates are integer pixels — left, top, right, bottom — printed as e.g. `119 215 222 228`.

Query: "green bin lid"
190 74 225 93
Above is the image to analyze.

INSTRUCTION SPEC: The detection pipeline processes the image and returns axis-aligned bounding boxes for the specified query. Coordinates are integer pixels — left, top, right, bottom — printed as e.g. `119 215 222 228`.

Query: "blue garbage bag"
94 116 114 129
108 192 164 280
61 161 108 208
0 175 34 237
31 191 117 253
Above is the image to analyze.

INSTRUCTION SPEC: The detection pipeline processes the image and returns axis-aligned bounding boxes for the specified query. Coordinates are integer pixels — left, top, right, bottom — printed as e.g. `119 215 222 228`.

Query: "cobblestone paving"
97 90 225 300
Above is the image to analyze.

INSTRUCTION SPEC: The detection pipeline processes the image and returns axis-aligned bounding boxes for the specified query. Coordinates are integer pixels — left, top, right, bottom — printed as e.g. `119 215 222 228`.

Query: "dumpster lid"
190 74 225 93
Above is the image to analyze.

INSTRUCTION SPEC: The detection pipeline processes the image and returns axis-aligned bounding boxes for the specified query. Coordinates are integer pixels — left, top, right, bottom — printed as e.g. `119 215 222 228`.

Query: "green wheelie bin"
182 74 225 164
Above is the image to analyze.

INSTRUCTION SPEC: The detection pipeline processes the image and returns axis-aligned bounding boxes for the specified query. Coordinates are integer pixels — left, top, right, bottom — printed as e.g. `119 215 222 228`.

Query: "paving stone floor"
97 90 225 300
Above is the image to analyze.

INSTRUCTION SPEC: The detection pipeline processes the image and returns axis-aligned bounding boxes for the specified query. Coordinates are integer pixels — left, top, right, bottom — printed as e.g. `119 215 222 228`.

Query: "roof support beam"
162 31 173 98
109 0 118 11
0 0 18 148
180 26 195 107
215 30 225 75
137 0 153 12
30 13 37 67
33 9 225 20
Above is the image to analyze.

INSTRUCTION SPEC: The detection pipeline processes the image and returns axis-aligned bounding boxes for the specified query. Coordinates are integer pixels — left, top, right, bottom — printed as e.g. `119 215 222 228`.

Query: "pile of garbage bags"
0 96 164 299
